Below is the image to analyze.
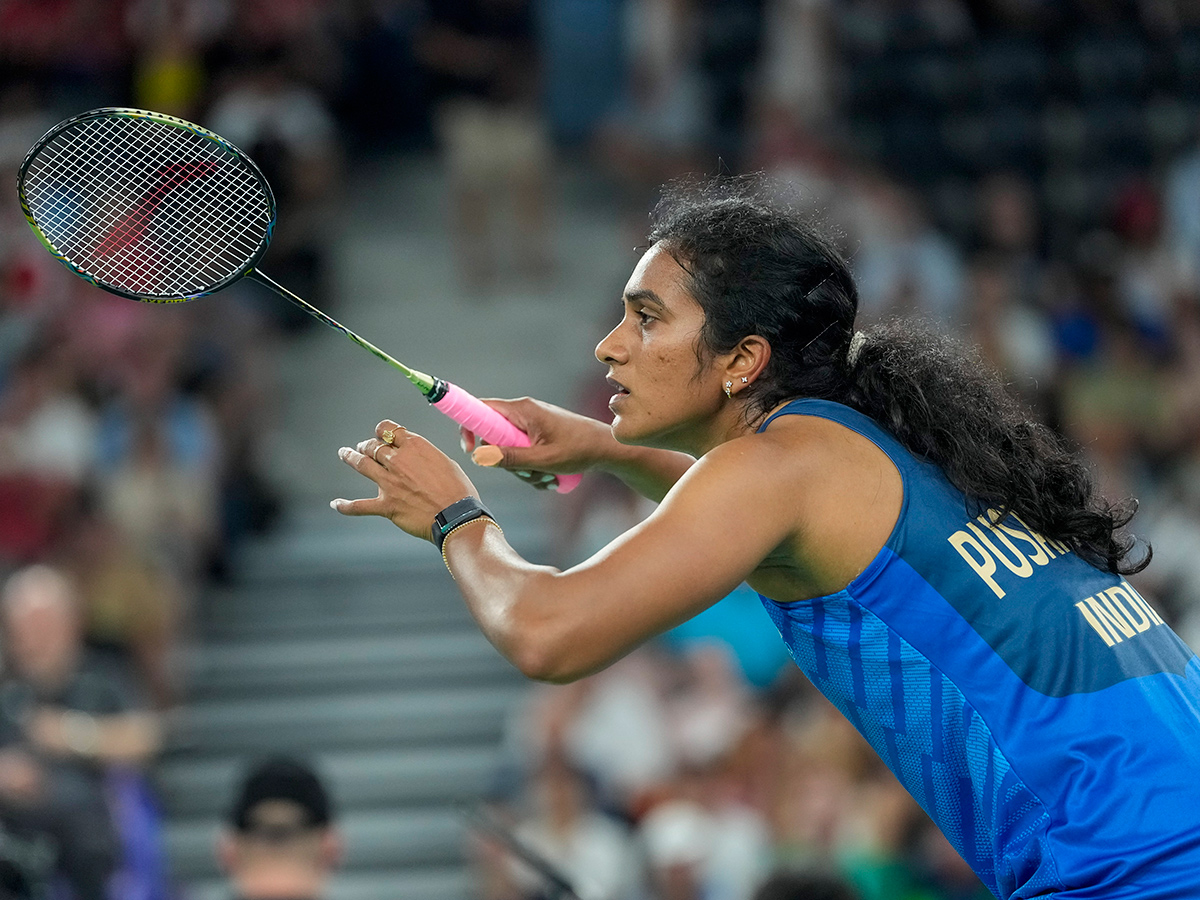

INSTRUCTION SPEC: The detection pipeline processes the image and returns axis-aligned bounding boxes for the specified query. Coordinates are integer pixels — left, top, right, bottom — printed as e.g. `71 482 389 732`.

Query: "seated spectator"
217 757 342 900
418 0 554 291
63 502 184 711
593 0 711 236
848 174 967 329
0 339 98 564
0 565 161 900
509 753 641 900
206 45 341 327
93 316 221 586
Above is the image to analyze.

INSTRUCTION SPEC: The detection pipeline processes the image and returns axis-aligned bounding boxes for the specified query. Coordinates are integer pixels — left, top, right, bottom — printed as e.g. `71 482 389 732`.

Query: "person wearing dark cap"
217 757 342 900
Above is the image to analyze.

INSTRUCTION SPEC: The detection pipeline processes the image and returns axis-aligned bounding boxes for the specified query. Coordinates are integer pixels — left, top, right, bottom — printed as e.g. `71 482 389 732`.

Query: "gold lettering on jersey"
1075 580 1166 647
948 510 1065 598
949 530 1005 597
967 520 1034 577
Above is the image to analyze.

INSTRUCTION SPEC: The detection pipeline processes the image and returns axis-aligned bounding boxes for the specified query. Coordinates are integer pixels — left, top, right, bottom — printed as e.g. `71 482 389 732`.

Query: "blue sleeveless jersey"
756 399 1200 899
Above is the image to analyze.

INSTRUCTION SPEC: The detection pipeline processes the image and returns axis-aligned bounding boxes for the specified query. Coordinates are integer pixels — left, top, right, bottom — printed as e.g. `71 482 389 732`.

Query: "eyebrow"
623 289 667 311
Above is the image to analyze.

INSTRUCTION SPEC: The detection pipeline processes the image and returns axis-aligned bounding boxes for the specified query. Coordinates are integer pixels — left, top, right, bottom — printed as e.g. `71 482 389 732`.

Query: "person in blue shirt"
332 176 1200 898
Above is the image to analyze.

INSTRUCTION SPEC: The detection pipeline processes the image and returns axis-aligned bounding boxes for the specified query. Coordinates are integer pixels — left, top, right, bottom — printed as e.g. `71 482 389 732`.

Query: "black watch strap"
432 497 495 551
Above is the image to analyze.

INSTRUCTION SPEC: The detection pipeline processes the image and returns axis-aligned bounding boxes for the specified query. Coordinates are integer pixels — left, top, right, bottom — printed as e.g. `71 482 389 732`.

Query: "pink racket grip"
432 382 582 493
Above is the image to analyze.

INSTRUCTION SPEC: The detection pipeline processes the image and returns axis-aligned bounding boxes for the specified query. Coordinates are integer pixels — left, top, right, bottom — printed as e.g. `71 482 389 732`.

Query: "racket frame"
17 106 277 304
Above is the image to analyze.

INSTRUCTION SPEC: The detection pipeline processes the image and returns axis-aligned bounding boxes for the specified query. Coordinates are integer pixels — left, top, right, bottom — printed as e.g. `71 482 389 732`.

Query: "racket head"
17 107 276 303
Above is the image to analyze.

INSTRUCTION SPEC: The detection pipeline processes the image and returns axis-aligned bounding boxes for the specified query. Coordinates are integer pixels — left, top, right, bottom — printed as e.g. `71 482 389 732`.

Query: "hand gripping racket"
16 107 580 492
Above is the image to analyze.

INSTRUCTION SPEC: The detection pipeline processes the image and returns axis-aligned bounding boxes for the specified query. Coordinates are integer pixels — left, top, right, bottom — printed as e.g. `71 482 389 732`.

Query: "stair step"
183 864 474 900
168 686 525 754
185 632 519 698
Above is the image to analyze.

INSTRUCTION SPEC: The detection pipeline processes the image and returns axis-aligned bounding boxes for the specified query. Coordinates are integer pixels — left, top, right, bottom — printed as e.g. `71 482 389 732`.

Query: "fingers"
472 445 556 488
474 397 538 433
330 496 386 517
472 445 504 467
513 470 559 490
459 427 477 455
339 442 388 472
375 420 405 445
356 439 393 466
332 444 391 516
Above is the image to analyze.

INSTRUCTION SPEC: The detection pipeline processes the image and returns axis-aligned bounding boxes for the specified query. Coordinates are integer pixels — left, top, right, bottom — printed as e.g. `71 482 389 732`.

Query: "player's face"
596 244 728 453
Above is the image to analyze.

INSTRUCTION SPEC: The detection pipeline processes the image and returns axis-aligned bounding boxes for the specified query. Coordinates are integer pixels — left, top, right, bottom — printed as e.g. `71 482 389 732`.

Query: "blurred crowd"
1 0 1200 898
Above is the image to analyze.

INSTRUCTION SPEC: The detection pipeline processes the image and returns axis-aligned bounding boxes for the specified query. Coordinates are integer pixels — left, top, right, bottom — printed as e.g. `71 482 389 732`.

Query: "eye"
635 308 656 326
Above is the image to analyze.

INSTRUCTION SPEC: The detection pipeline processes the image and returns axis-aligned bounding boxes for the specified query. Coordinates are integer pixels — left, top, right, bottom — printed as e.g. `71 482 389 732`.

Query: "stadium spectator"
0 565 161 900
217 757 341 900
63 501 184 711
506 753 641 900
0 339 97 564
206 43 342 328
418 0 555 292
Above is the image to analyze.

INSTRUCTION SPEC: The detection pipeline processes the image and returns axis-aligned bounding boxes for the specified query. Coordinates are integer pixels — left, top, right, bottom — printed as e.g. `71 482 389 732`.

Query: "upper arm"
532 436 808 677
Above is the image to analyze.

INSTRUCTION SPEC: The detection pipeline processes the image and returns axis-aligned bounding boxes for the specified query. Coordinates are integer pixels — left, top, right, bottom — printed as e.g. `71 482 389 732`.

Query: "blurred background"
2 1 1200 899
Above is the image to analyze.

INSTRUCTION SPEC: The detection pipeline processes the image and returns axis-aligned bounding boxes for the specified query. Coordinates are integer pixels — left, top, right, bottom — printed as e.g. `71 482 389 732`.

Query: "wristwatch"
432 497 496 552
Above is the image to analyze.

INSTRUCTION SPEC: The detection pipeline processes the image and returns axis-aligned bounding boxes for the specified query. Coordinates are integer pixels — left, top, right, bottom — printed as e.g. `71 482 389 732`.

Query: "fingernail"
473 445 504 467
515 470 532 478
539 474 556 484
338 447 350 458
329 500 339 509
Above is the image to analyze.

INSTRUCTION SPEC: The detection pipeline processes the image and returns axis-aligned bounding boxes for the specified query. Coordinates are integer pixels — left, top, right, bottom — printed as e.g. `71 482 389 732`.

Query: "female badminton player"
332 177 1200 898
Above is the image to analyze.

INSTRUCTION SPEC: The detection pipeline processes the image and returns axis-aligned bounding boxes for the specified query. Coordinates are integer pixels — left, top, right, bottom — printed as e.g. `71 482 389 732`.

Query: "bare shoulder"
689 411 893 495
678 411 905 601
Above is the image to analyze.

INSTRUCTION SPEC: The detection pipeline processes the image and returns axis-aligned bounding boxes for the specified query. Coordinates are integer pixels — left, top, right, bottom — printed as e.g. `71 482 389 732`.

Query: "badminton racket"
16 107 580 492
464 805 581 900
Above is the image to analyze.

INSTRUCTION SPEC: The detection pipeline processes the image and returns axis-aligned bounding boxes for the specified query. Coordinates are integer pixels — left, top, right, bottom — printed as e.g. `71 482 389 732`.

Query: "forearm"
43 710 162 765
598 442 694 502
93 713 161 764
442 522 636 683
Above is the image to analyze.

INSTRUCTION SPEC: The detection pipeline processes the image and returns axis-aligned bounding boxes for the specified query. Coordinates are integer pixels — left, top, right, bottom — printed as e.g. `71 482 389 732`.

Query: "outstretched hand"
459 397 611 490
332 419 479 542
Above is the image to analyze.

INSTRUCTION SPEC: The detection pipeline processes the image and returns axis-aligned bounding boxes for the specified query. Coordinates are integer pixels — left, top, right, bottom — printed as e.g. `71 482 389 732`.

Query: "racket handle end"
431 383 580 493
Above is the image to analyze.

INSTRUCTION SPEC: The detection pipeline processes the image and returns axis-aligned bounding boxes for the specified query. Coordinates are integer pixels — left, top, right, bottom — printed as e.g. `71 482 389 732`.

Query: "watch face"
440 499 473 529
436 499 489 543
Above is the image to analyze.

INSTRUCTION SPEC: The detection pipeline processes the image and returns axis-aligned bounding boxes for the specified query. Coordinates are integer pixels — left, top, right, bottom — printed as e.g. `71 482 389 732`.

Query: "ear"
723 335 771 396
320 829 344 869
216 830 238 874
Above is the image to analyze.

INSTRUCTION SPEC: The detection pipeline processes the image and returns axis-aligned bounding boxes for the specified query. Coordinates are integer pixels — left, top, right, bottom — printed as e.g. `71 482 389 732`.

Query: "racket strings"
22 116 271 297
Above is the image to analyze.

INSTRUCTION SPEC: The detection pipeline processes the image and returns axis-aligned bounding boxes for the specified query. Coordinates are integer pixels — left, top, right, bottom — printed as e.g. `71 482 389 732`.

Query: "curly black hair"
647 174 1149 576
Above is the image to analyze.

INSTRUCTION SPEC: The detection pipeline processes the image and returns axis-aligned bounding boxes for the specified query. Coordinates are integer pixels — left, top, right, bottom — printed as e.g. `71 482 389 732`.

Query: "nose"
595 322 626 365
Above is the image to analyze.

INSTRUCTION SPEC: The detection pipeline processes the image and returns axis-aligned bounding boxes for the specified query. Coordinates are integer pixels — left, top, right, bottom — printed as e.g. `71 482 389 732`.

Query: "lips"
607 375 629 410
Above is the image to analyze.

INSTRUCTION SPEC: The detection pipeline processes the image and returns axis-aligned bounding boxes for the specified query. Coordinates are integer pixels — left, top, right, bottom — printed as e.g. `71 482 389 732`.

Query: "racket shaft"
247 271 582 493
434 383 581 493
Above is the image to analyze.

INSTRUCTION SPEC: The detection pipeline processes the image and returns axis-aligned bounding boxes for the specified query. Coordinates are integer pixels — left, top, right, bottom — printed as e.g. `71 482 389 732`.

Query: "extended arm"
333 420 803 682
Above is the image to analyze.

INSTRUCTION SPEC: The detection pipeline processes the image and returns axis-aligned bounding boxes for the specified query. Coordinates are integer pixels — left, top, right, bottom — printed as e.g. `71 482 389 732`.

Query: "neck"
232 865 324 899
695 401 780 455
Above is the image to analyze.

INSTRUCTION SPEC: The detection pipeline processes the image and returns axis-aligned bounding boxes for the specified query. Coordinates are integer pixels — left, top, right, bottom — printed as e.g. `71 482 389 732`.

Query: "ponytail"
843 322 1148 575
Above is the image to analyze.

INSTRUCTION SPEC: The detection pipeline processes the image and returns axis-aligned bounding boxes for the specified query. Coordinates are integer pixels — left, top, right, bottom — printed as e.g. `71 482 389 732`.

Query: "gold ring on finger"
381 429 396 444
371 443 386 463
